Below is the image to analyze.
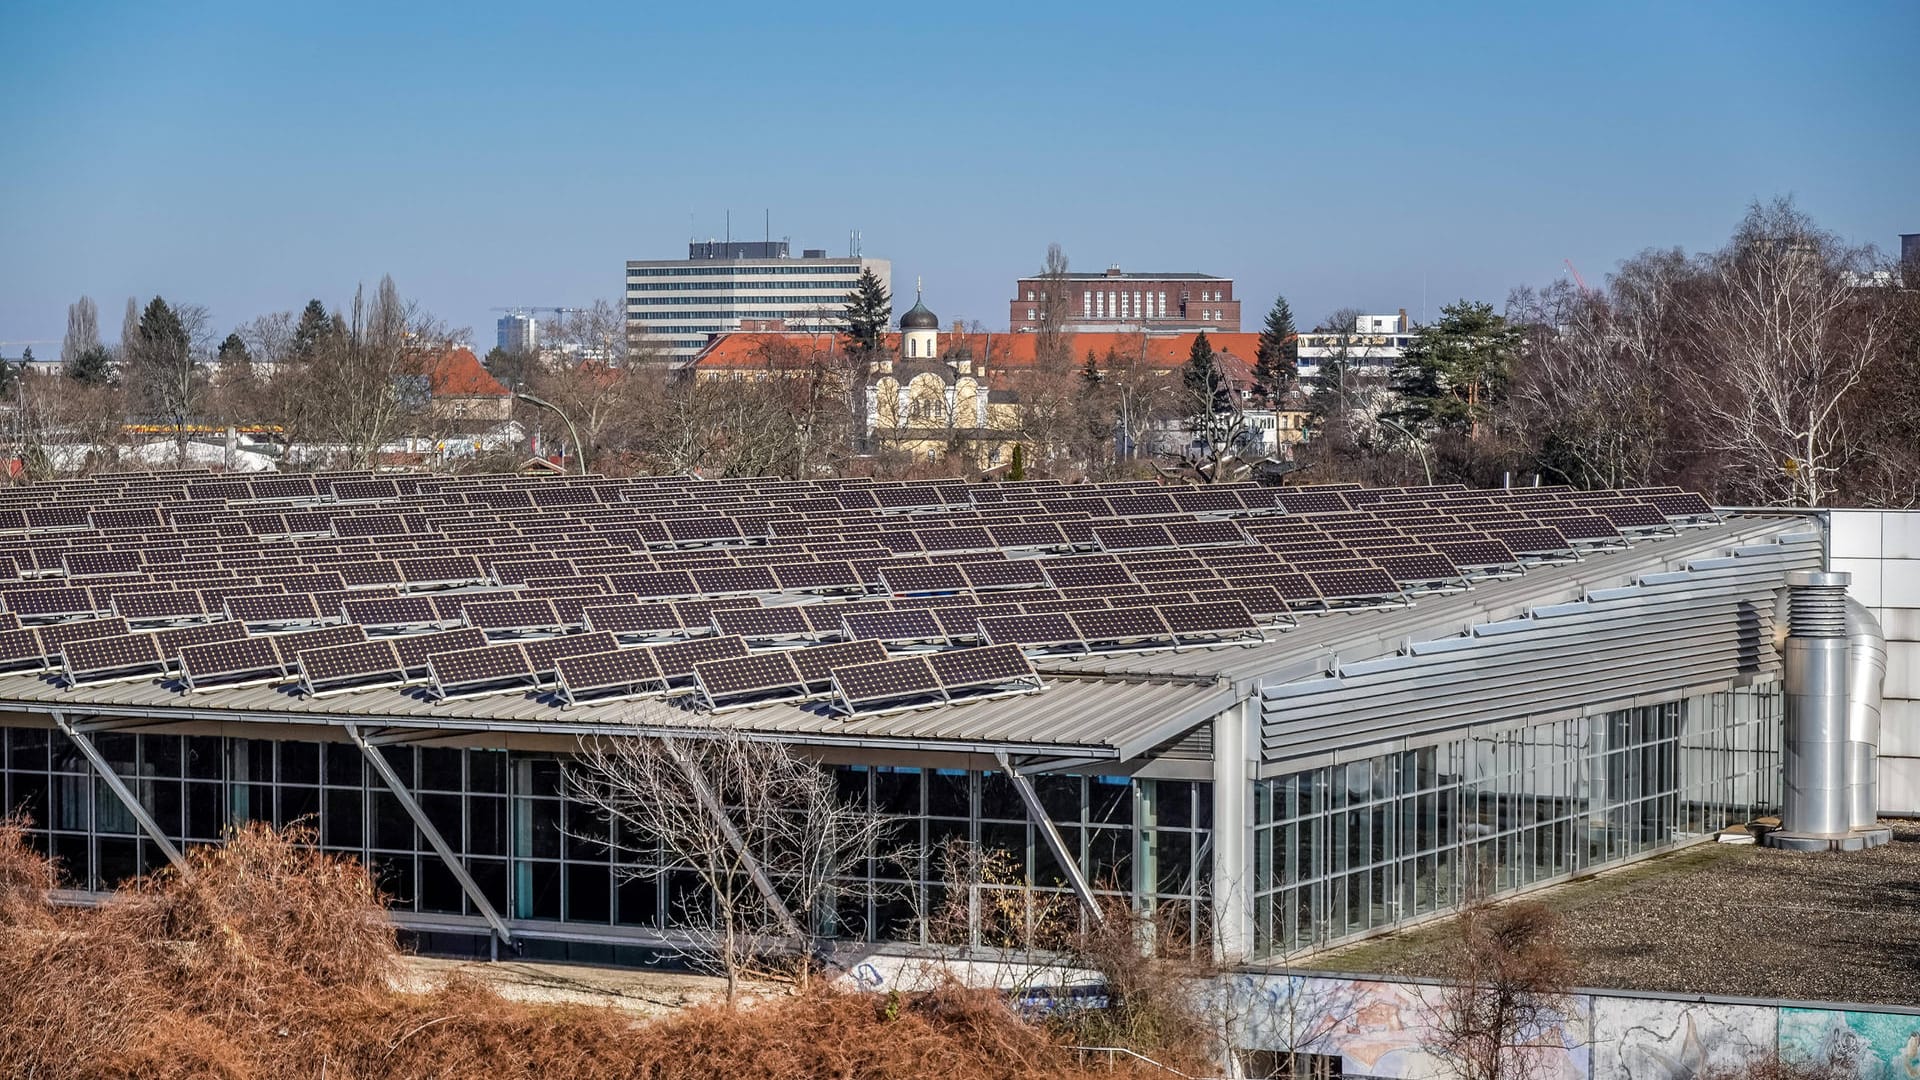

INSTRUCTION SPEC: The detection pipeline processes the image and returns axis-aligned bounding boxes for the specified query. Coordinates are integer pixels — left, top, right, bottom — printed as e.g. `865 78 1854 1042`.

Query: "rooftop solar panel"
1305 568 1406 606
154 619 247 661
1068 607 1172 649
426 643 539 700
297 639 408 696
842 609 944 645
267 624 370 670
977 612 1081 651
926 644 1040 699
342 596 446 632
391 627 490 672
787 638 889 691
879 564 969 595
582 602 683 640
38 617 132 658
64 550 145 578
179 635 284 691
694 652 808 711
1040 561 1134 589
690 566 779 596
610 570 698 600
62 633 169 685
767 561 863 593
650 634 750 681
831 655 942 713
7 586 105 621
462 597 567 635
226 592 328 629
710 606 811 642
524 631 622 676
555 648 666 705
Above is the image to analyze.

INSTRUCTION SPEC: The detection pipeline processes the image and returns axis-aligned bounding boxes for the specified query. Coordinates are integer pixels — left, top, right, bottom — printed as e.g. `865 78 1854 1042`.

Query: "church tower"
899 278 939 361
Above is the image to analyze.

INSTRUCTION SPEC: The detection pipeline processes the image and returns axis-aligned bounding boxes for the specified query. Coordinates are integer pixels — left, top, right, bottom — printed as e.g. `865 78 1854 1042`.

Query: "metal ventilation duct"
1767 570 1892 851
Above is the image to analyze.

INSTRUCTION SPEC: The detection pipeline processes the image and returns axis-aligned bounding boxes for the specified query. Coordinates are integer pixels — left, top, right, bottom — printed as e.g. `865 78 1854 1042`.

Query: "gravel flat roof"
1310 821 1920 1007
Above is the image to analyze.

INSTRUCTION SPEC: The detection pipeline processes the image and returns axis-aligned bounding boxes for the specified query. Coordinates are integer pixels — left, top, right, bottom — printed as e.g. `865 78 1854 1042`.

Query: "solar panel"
671 597 759 629
830 655 942 714
267 624 369 671
226 592 328 629
1167 519 1250 548
1158 601 1264 645
693 652 808 711
767 561 863 593
582 602 683 641
977 612 1081 650
651 634 751 684
343 596 446 632
958 561 1048 591
1376 553 1466 588
524 631 622 677
64 550 145 578
841 609 943 645
336 559 403 587
462 597 567 636
1305 568 1406 606
690 566 779 596
0 628 49 673
38 617 132 659
155 619 248 662
7 586 105 621
1092 523 1175 552
710 606 811 642
392 627 490 672
112 590 209 625
663 517 744 544
491 557 577 586
1486 526 1575 557
926 644 1040 699
610 570 698 600
1040 561 1134 589
297 639 408 696
911 526 994 554
878 564 969 595
555 648 667 705
426 643 539 700
787 638 889 692
62 633 169 685
1068 607 1172 650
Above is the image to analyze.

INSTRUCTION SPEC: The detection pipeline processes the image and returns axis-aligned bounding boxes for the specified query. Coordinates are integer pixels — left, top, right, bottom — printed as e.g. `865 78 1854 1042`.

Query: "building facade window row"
1250 682 1781 957
626 265 860 277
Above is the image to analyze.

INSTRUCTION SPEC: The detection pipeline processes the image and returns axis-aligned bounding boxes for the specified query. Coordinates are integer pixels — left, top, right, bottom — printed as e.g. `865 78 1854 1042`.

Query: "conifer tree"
291 299 333 360
217 332 252 366
1386 300 1522 438
842 269 892 357
1182 331 1227 414
1254 294 1298 404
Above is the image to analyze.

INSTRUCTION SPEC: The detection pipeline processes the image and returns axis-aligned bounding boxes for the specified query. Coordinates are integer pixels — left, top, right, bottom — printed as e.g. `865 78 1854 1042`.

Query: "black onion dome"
900 297 939 330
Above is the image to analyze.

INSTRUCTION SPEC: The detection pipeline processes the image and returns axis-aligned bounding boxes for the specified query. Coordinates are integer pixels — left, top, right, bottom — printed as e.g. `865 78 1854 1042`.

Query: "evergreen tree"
1385 300 1522 438
291 299 333 360
18 347 31 366
216 332 252 366
1008 443 1026 481
1081 348 1102 390
137 297 188 363
1253 294 1298 404
67 345 114 385
1182 331 1227 414
842 269 891 357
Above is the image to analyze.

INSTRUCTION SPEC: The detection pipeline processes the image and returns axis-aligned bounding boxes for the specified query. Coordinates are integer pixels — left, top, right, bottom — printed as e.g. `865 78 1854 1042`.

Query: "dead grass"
0 819 1173 1079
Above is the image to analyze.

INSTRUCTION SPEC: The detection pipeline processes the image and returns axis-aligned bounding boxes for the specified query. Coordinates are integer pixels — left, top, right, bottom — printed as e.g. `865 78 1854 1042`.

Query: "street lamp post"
1375 417 1434 486
517 392 587 476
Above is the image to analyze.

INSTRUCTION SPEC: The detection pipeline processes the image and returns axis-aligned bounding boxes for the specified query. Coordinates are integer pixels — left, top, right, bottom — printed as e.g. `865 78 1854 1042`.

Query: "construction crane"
490 306 586 319
1562 259 1593 295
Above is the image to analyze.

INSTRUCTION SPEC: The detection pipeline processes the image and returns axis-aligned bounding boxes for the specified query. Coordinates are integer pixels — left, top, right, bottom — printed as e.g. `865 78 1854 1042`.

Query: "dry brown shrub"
0 821 1169 1080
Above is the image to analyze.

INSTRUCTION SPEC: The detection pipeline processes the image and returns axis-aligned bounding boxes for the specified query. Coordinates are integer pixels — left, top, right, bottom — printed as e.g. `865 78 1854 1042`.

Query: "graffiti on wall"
1589 1000 1774 1080
1780 1008 1920 1080
1224 974 1590 1080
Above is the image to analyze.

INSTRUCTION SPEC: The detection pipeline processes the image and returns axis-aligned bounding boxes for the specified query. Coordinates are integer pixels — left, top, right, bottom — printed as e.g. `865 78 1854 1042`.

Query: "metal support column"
996 751 1105 926
53 713 191 875
1210 702 1253 962
345 724 514 951
657 736 804 940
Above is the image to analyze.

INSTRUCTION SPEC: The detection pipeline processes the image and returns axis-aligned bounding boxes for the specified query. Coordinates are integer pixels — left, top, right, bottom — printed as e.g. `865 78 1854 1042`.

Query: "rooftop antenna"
725 210 731 246
764 209 769 247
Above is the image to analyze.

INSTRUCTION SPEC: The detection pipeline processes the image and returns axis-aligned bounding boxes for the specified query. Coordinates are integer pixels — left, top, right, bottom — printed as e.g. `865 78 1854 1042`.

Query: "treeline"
1299 198 1920 507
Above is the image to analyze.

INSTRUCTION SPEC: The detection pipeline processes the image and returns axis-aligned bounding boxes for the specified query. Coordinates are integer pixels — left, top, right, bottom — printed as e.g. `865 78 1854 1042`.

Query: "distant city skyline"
2 2 1914 353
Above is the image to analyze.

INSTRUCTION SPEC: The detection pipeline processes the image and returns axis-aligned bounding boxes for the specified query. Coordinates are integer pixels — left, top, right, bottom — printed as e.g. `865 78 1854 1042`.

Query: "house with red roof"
419 347 512 424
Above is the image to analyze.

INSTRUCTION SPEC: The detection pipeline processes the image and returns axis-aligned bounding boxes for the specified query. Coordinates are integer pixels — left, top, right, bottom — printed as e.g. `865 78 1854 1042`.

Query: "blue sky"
2 1 1915 352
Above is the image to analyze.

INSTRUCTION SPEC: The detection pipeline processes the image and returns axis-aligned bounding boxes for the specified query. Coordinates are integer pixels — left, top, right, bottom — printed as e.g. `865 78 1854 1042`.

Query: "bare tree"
1421 899 1578 1080
1672 198 1898 506
1505 280 1667 489
297 276 464 468
60 297 100 367
523 300 653 473
566 724 899 1001
1033 243 1077 369
125 298 215 465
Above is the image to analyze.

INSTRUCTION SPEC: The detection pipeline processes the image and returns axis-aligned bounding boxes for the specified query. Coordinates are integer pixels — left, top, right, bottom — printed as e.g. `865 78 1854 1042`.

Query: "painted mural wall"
840 954 1920 1080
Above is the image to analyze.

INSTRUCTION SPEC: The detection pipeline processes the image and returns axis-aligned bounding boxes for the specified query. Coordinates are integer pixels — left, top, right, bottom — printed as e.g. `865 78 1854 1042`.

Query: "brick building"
1009 265 1239 332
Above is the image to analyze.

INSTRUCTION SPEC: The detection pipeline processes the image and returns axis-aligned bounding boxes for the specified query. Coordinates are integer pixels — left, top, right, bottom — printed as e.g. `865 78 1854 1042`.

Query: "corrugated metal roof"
0 515 1814 762
1032 517 1818 689
0 666 1237 760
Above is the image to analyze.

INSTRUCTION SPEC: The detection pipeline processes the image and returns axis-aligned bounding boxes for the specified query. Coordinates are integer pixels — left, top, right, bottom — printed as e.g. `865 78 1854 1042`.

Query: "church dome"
900 297 939 330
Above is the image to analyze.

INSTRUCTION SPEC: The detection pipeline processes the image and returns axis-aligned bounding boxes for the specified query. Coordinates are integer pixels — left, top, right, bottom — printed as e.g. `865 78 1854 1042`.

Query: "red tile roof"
422 348 509 397
691 329 1264 387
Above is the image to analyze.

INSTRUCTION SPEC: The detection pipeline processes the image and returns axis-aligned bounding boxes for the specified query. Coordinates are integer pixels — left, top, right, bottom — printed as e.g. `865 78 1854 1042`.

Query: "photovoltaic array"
0 468 1717 715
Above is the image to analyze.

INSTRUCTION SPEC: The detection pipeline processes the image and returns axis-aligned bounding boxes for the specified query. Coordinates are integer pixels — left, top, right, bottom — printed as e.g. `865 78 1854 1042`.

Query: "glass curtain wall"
1252 683 1782 958
0 730 1214 953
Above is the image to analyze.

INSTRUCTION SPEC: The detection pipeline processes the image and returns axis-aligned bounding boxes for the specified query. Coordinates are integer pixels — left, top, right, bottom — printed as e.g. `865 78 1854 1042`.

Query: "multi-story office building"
1295 310 1414 380
1008 265 1239 332
625 241 892 361
495 313 539 354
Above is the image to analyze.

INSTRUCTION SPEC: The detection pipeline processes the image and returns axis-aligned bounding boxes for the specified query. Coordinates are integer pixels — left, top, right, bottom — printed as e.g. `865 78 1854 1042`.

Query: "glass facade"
0 727 1212 953
1251 683 1782 957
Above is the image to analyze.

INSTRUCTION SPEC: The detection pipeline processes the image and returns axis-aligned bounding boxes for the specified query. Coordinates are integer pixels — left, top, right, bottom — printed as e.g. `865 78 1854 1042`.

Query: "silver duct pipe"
1779 570 1852 837
1844 598 1886 830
